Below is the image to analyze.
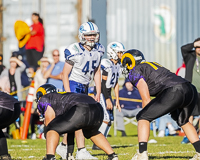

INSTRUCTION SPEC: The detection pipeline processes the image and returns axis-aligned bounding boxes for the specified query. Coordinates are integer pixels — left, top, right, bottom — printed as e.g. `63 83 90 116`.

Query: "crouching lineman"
121 49 200 160
92 41 125 149
0 92 21 160
35 84 118 160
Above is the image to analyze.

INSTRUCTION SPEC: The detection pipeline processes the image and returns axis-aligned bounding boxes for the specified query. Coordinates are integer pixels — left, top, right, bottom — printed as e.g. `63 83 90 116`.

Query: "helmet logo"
36 87 46 95
121 53 136 70
111 43 117 48
79 26 86 33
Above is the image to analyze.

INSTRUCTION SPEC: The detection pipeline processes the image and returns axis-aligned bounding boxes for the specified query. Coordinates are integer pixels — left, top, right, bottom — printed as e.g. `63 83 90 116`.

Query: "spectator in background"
12 51 31 88
0 55 25 137
43 49 64 92
116 78 142 137
25 12 44 72
30 56 50 139
34 56 50 93
181 38 200 144
0 55 5 75
157 114 179 137
0 55 26 101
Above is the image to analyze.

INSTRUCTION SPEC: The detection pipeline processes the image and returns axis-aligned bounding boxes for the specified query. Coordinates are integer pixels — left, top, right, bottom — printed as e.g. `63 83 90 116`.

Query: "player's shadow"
126 134 138 137
150 155 191 159
112 144 135 149
92 144 135 157
92 153 107 156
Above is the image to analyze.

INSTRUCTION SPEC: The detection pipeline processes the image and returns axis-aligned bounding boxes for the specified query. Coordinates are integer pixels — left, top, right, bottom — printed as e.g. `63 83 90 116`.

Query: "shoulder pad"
101 58 112 68
67 43 81 54
64 43 83 60
96 43 105 53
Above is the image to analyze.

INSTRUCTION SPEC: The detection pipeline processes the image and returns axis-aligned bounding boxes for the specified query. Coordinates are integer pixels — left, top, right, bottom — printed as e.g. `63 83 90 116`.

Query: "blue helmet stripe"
120 42 125 49
87 22 94 30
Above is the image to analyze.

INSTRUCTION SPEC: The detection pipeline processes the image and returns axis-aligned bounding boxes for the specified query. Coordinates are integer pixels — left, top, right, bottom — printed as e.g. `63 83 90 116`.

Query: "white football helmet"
78 22 100 47
107 42 125 60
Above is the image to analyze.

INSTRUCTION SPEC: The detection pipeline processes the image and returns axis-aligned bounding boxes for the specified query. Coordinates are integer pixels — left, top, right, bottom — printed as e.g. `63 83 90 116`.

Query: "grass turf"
7 123 195 160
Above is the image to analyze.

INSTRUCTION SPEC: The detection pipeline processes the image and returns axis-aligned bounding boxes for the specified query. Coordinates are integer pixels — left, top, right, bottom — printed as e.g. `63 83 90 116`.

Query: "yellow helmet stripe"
121 53 136 70
36 87 47 95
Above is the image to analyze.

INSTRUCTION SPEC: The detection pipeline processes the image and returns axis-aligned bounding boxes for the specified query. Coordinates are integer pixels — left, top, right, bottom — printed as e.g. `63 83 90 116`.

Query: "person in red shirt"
26 13 45 72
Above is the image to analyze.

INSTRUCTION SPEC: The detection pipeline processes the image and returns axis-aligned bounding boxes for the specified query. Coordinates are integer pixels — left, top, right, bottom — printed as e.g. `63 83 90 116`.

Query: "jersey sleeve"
64 43 82 65
96 43 105 58
101 59 112 73
128 68 144 87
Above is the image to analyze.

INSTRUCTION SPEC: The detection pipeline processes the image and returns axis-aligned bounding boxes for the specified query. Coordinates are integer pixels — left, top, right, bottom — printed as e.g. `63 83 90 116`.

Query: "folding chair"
113 107 138 136
114 107 157 137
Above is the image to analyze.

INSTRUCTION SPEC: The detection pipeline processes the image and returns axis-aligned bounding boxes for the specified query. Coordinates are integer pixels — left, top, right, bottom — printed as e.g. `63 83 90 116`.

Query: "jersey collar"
79 43 85 51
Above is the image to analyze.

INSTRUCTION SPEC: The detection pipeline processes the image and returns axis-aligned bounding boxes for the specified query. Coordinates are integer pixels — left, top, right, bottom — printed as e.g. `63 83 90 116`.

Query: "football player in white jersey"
92 42 125 150
56 22 105 159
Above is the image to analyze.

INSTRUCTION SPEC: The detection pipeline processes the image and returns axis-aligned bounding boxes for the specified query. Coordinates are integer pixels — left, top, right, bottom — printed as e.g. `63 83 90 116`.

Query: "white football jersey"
64 42 105 85
101 58 121 89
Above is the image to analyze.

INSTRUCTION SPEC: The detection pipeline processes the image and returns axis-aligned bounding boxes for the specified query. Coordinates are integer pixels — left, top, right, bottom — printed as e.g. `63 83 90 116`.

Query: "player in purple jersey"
36 84 118 160
0 92 20 160
121 49 200 160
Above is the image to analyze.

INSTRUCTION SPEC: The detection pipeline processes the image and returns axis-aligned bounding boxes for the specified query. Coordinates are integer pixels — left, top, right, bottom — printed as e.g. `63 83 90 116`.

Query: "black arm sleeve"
102 70 108 76
101 79 109 99
181 43 196 82
65 59 74 66
181 43 195 63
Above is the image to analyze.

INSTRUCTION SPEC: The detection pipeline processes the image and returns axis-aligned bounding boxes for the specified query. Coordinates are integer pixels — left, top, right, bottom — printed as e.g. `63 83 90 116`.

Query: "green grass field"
7 123 196 160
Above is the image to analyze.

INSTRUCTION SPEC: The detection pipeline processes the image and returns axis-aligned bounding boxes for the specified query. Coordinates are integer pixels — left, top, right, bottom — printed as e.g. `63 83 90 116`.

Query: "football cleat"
181 136 190 144
56 142 67 159
42 156 56 160
131 150 148 160
189 152 200 160
0 154 12 160
76 148 98 159
107 153 118 160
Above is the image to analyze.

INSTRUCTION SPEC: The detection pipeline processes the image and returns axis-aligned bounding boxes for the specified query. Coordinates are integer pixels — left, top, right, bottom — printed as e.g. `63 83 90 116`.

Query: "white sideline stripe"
17 156 43 159
8 148 45 151
10 145 30 147
151 151 195 155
